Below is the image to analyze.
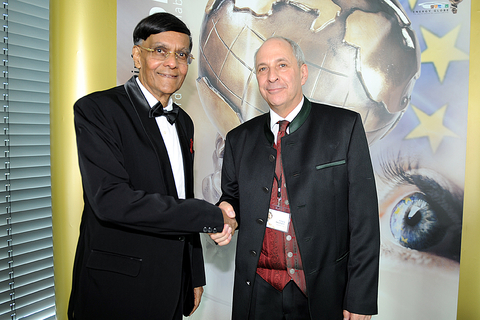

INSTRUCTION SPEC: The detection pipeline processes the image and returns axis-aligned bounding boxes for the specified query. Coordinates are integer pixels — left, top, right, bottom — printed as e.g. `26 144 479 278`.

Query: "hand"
189 286 204 316
220 201 237 236
343 310 372 320
209 201 237 246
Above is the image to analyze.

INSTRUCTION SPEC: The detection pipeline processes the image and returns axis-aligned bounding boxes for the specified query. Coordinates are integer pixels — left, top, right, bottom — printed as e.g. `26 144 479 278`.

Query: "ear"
300 63 308 86
132 46 142 69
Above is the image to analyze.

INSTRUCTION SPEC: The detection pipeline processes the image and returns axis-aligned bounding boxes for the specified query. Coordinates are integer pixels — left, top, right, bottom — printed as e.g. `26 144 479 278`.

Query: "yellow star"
421 25 469 82
401 236 409 244
408 0 417 10
405 105 459 152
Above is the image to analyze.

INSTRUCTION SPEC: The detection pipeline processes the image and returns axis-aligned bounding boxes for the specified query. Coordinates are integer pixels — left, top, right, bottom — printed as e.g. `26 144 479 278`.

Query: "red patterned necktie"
275 121 289 180
277 120 289 144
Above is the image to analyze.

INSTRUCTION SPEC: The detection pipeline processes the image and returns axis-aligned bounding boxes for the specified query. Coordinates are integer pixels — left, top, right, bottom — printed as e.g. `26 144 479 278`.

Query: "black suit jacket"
68 76 224 320
220 98 380 320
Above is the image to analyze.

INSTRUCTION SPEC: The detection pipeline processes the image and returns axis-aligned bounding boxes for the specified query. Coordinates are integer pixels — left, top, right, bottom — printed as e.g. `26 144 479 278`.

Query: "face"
255 38 308 117
132 31 190 105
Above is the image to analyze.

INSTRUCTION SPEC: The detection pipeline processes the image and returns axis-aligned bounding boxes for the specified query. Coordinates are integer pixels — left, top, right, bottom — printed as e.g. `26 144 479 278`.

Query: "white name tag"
267 209 291 233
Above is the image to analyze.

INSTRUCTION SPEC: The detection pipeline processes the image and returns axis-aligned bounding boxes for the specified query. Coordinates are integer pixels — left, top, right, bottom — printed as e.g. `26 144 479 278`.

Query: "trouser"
248 273 311 320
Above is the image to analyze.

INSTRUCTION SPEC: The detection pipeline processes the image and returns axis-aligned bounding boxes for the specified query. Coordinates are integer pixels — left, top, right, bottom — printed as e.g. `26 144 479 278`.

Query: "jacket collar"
124 76 151 114
264 96 312 145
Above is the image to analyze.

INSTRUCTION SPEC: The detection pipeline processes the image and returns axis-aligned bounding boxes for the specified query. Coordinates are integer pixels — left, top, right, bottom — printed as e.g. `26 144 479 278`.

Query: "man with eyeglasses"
68 13 236 320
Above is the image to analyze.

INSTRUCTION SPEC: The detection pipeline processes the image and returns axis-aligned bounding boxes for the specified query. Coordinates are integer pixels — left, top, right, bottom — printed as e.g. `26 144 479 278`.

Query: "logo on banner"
414 1 464 14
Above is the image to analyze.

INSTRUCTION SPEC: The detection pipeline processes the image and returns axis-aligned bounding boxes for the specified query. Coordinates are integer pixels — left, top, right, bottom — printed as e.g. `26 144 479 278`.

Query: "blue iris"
390 192 445 250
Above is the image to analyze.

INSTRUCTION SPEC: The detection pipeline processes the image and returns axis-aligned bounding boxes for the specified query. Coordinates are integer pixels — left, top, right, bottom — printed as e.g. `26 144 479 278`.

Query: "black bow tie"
148 101 179 125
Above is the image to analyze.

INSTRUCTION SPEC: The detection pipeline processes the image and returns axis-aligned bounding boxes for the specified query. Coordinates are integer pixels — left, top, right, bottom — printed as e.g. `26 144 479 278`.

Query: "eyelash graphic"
378 156 463 262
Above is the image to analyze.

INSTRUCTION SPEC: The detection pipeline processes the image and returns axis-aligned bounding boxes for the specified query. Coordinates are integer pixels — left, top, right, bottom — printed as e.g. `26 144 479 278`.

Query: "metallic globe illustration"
196 0 421 202
196 0 421 143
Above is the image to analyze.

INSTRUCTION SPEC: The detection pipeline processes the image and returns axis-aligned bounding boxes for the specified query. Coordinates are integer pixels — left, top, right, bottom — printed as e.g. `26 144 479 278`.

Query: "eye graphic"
379 156 463 262
390 192 445 251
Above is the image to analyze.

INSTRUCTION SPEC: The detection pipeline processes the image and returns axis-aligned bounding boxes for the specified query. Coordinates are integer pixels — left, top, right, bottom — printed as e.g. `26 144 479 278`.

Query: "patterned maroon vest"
256 120 307 295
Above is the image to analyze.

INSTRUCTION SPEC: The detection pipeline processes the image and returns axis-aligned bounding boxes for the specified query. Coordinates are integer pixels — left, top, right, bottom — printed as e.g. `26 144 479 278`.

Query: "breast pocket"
315 159 346 170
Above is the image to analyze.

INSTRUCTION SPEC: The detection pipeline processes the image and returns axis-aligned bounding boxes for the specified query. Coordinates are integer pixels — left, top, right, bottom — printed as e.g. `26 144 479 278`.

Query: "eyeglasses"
137 45 194 65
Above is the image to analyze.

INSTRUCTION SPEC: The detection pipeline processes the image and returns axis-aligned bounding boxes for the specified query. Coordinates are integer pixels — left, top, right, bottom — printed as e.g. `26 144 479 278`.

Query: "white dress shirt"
269 97 304 142
136 77 185 199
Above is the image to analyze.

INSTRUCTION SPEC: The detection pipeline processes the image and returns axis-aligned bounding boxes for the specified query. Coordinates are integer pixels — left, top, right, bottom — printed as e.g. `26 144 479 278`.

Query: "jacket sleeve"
218 131 241 225
74 94 224 236
343 114 380 315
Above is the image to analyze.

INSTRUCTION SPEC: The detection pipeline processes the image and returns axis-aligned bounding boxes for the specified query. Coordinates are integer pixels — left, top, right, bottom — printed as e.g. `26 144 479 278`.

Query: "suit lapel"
124 76 178 197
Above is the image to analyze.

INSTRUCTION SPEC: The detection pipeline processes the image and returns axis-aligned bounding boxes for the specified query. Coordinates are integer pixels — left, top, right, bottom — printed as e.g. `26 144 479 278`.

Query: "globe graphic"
196 0 421 144
196 0 421 202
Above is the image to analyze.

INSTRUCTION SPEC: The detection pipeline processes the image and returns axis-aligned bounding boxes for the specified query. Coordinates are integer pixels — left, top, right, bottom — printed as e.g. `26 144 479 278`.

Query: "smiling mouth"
267 87 284 93
158 73 178 79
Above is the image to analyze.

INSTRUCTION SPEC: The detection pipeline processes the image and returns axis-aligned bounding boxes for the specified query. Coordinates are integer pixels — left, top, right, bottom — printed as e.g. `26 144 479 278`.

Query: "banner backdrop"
117 1 470 319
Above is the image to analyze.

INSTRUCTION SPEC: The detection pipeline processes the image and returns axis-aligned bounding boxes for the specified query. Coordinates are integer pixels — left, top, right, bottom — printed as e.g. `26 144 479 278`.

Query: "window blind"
0 0 54 319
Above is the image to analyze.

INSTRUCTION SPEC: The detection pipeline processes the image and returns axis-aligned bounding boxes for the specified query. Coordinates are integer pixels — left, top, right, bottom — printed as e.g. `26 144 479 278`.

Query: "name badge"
267 209 290 233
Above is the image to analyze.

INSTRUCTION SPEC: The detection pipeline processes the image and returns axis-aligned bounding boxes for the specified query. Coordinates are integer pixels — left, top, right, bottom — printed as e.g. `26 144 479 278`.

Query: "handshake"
209 201 237 246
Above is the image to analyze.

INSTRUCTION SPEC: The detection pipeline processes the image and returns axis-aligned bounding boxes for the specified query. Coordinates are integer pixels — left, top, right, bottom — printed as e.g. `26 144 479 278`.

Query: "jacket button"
269 154 275 162
207 227 213 233
256 218 264 225
179 236 185 241
246 281 251 286
212 227 218 233
250 250 257 257
262 187 269 193
203 227 208 233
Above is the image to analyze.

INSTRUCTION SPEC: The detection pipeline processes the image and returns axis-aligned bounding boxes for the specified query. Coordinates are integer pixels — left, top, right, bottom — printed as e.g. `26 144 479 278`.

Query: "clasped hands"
209 201 237 246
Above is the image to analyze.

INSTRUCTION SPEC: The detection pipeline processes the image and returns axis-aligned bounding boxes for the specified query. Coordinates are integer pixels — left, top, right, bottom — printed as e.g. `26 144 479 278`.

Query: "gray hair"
254 36 306 67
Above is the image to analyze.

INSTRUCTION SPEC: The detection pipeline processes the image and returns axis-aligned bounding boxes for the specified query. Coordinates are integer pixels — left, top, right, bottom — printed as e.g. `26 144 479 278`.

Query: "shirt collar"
269 96 304 132
136 77 173 111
